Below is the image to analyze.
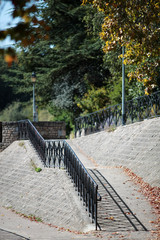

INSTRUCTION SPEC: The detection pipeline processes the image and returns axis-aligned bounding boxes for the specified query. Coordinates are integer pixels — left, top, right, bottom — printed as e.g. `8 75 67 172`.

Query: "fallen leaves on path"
4 207 85 235
121 166 160 239
104 216 115 220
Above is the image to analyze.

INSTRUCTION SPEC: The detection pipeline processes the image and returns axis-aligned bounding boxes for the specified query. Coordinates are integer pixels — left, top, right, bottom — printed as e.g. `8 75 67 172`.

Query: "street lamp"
31 72 37 122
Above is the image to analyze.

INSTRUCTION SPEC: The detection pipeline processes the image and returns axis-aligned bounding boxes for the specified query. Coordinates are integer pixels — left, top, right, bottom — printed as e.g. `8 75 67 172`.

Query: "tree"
16 0 110 127
0 56 15 110
76 85 109 114
0 0 110 134
83 0 160 93
3 0 150 133
0 55 31 111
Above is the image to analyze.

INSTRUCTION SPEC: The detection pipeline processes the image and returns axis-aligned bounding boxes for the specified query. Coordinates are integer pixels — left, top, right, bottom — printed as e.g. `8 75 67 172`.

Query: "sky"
0 1 21 48
0 0 45 49
0 0 37 49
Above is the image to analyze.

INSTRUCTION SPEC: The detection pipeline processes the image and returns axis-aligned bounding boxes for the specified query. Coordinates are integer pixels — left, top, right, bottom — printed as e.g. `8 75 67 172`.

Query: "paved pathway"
68 139 158 236
0 229 28 240
0 205 154 240
0 206 99 240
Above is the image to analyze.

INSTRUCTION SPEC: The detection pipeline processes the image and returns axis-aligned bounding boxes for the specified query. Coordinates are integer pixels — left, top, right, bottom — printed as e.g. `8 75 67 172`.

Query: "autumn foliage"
4 52 17 67
83 0 160 93
0 0 49 66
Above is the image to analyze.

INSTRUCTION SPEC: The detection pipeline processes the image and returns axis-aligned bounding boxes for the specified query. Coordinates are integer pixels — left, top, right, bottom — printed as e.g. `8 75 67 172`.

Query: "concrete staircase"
0 141 93 232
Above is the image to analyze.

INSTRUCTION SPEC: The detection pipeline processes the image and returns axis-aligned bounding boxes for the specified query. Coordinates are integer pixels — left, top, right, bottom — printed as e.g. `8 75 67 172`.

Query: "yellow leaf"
22 14 31 23
4 54 17 67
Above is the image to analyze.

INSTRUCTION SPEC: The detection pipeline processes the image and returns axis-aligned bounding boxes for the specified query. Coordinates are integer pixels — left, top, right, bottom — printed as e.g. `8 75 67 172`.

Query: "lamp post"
122 46 126 125
31 72 37 122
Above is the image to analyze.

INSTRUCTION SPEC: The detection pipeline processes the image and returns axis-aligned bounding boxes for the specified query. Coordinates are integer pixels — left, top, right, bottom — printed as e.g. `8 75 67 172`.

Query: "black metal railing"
45 140 64 168
64 141 101 230
18 119 100 229
18 120 28 140
75 91 160 137
18 120 46 164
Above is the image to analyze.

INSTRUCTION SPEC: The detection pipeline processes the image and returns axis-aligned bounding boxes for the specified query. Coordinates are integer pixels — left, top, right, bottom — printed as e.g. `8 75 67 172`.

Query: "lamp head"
31 72 36 83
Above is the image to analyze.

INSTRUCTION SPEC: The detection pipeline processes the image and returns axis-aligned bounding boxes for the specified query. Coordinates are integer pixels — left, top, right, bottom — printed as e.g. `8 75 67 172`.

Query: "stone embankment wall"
33 122 66 140
0 121 66 152
70 117 160 187
0 122 19 152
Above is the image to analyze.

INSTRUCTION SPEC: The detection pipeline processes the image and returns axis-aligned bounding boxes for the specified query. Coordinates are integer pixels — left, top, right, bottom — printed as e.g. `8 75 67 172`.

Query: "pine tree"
16 0 109 128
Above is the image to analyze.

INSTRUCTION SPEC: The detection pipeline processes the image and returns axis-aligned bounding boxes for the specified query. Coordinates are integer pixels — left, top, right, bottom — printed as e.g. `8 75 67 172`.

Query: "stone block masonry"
70 117 160 187
33 121 66 140
0 121 66 152
0 122 19 152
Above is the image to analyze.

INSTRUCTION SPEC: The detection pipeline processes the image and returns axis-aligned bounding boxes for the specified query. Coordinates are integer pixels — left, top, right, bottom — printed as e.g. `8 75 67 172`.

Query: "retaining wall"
0 121 66 152
33 122 66 140
0 122 19 152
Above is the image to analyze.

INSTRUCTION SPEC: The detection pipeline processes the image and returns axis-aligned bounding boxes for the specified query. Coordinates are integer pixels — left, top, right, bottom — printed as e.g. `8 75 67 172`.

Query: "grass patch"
28 214 43 222
5 206 12 209
15 211 42 222
106 126 116 132
18 141 25 147
18 141 26 151
35 167 42 172
4 207 43 223
60 167 66 170
30 159 42 172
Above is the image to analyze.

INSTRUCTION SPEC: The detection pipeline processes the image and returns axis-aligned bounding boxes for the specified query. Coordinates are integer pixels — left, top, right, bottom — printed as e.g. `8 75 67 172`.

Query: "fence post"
122 45 126 125
95 185 98 230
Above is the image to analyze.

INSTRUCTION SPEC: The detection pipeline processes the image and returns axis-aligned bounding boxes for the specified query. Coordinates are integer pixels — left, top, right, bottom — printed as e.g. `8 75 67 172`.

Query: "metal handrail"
75 91 160 137
64 141 101 200
18 120 46 165
64 141 101 230
18 119 101 229
75 103 121 119
64 141 100 230
27 120 46 164
45 140 65 168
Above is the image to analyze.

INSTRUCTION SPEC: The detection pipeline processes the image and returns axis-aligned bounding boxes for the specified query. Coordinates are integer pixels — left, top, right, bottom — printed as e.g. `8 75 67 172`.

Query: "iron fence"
18 120 28 140
64 141 101 230
18 119 100 229
125 91 160 123
45 140 64 168
18 120 46 164
75 91 160 137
